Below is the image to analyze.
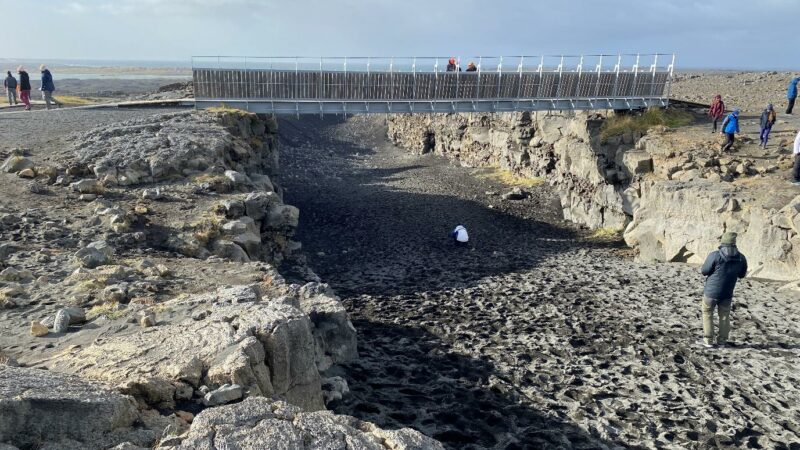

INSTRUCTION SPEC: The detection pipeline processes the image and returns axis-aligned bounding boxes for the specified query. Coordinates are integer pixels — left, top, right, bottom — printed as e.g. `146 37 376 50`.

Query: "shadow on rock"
279 115 582 297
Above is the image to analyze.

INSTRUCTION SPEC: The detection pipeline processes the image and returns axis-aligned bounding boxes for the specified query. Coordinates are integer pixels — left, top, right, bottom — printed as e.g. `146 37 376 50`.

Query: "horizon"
1 57 798 73
0 0 797 71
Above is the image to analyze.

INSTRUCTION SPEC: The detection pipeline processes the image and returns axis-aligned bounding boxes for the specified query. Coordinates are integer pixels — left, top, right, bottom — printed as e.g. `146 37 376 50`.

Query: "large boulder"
0 366 151 449
68 110 278 186
624 181 800 282
296 283 358 372
47 286 325 411
156 397 444 450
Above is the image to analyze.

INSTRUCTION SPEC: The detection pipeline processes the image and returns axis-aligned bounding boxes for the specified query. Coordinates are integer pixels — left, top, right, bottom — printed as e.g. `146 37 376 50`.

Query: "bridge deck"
192 55 674 114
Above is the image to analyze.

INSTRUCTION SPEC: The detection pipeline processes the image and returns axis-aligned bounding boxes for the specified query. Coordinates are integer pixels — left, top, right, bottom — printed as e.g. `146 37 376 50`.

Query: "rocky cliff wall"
387 111 647 230
0 110 440 449
387 112 800 285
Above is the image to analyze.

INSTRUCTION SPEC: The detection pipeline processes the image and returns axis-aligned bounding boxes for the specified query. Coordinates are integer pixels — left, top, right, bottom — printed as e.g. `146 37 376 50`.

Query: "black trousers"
722 133 735 152
788 97 796 114
712 118 720 132
793 153 800 181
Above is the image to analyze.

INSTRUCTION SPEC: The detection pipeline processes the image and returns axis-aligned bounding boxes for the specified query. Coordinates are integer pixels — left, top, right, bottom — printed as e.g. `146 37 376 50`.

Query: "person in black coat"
3 71 17 106
16 66 31 110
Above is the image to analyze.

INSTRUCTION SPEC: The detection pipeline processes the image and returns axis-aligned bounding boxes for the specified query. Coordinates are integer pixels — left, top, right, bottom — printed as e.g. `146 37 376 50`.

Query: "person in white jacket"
793 131 800 185
450 225 469 247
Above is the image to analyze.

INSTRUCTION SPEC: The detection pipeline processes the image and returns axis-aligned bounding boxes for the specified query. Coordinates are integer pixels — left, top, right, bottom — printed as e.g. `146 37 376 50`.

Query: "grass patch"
591 228 623 239
87 301 127 320
600 108 694 142
54 95 101 106
476 167 544 188
191 214 223 245
206 104 252 116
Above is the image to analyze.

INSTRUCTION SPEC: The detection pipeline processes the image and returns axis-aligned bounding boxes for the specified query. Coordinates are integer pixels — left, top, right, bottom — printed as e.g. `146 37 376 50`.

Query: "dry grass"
54 95 102 106
206 104 251 116
191 214 223 245
600 108 694 142
476 167 544 188
87 301 127 320
590 228 623 239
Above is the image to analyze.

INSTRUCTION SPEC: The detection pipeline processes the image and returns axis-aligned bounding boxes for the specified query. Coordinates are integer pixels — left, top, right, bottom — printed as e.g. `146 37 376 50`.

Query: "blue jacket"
721 112 739 134
701 245 747 301
40 69 55 92
788 77 800 99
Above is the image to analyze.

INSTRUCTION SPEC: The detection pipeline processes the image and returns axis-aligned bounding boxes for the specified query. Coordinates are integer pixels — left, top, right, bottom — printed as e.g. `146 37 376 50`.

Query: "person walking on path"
759 104 777 149
39 65 55 110
700 232 747 348
787 76 800 114
450 225 469 247
3 71 17 106
720 108 740 152
16 66 31 110
708 94 725 133
792 130 800 185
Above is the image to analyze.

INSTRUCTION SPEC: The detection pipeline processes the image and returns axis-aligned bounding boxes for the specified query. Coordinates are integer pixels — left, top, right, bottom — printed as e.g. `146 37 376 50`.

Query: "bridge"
192 54 674 115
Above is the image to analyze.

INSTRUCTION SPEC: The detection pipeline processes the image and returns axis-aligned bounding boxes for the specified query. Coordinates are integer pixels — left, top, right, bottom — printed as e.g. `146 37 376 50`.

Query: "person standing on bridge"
759 104 777 149
450 225 469 247
39 65 56 110
16 66 31 111
700 232 747 348
708 94 725 133
3 71 17 106
720 108 740 152
787 76 800 114
446 58 460 72
466 62 477 72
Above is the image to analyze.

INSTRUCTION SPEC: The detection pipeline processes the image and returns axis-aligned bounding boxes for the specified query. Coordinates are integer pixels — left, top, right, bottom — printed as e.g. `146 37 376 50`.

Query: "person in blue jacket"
787 76 800 114
719 108 740 152
39 65 56 110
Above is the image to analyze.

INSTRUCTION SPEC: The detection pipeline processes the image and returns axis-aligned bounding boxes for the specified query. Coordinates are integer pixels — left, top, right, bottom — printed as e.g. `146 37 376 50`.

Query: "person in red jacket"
708 94 725 133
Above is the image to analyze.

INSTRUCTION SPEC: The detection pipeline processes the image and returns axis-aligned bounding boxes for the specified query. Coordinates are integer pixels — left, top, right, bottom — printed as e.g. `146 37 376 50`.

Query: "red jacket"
709 96 725 118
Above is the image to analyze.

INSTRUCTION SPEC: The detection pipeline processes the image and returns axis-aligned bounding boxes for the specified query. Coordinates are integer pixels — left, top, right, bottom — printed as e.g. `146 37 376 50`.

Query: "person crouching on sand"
450 225 469 247
708 94 725 133
16 66 31 110
699 232 747 348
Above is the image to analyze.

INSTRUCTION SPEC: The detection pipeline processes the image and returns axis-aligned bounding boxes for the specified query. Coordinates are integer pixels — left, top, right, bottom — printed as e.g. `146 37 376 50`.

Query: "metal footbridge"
192 54 674 115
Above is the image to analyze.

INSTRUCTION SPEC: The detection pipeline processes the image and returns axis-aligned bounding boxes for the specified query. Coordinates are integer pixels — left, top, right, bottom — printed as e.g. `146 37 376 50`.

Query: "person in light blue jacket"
720 108 740 152
787 77 800 114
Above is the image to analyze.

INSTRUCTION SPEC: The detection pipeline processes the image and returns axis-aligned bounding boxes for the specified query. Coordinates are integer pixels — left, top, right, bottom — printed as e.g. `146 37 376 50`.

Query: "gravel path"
280 116 800 450
0 107 189 152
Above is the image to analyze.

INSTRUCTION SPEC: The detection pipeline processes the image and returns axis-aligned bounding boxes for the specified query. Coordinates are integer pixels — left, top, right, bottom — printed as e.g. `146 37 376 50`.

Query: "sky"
3 0 799 70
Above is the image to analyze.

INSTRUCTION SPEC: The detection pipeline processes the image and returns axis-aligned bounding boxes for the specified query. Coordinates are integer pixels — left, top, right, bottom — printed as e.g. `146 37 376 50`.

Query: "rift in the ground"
280 116 800 450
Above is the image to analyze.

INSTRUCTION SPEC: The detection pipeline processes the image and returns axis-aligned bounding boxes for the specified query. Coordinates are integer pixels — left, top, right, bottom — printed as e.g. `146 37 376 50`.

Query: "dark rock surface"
280 116 800 450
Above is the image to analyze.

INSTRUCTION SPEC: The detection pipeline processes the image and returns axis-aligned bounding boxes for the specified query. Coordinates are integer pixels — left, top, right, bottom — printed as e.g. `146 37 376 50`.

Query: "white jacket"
452 225 469 242
794 131 800 155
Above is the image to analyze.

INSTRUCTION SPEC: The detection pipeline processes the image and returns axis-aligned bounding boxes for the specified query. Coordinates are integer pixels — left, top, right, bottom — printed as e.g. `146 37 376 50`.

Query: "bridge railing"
191 54 674 114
